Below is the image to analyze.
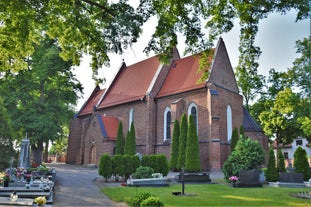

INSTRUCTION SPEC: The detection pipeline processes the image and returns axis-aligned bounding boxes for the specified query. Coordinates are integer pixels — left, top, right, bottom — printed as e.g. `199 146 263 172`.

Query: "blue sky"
74 10 310 109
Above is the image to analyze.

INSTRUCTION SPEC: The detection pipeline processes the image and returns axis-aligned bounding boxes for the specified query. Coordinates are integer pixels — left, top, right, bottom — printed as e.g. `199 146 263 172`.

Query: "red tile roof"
98 115 119 141
156 54 206 98
98 56 161 108
78 86 105 116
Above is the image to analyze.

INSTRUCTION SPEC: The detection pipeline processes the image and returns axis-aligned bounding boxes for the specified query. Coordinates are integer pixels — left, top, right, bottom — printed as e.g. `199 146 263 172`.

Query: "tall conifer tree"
185 115 200 172
124 122 136 155
115 122 125 155
231 127 239 151
177 113 187 171
170 120 180 171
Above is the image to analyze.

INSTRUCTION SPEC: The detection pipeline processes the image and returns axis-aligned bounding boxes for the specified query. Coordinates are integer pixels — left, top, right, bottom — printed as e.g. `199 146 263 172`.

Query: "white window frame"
188 103 198 133
129 108 134 130
227 105 232 142
164 107 171 141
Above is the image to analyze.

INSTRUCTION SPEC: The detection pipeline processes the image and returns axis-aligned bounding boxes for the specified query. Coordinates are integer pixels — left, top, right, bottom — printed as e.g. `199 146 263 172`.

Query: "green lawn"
101 181 310 206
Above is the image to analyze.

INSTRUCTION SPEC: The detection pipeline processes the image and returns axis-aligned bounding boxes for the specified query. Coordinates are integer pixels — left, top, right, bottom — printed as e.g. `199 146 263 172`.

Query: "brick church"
67 38 268 171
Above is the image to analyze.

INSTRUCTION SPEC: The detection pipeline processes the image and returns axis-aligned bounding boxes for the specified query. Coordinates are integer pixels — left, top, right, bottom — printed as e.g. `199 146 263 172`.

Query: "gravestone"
19 135 30 169
279 172 304 183
238 169 262 187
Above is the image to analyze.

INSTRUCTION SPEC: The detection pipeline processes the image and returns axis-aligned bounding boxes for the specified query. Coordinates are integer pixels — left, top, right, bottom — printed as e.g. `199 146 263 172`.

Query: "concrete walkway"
48 163 126 207
48 163 224 207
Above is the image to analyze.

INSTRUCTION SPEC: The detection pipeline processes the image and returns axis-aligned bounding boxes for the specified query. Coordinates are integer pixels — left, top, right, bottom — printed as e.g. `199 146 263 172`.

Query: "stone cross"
19 134 30 169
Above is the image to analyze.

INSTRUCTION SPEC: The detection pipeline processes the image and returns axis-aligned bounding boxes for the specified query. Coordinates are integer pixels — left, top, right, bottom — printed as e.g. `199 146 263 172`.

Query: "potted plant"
229 175 239 187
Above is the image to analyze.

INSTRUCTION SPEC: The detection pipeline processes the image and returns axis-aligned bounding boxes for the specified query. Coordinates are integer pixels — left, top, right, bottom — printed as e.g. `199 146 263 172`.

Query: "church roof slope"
156 54 205 98
97 115 119 141
243 107 262 132
98 56 161 108
78 86 105 116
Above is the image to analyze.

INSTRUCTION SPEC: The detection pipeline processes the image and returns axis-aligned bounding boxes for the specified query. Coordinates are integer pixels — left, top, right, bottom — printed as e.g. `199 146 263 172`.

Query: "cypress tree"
239 125 244 137
124 122 136 155
115 122 125 155
265 147 278 182
170 120 180 171
185 115 201 172
98 154 112 182
276 149 286 173
177 113 187 171
230 127 239 152
294 147 310 181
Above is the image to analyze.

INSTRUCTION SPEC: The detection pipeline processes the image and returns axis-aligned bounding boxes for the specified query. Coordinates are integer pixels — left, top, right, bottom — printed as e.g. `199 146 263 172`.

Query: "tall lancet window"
164 107 171 141
227 105 232 142
188 103 198 132
129 108 134 130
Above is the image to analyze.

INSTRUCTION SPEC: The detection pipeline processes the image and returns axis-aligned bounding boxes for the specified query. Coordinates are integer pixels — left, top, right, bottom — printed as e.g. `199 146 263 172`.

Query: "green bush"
141 155 152 167
98 154 112 181
265 148 278 182
294 146 310 181
277 149 286 173
177 113 187 171
112 155 124 181
185 115 200 172
170 120 179 171
133 166 154 179
223 137 265 180
156 154 169 176
115 122 125 155
140 196 164 207
128 192 152 207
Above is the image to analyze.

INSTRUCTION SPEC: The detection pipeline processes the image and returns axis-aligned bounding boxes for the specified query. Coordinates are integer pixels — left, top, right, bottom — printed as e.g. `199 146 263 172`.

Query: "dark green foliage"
177 113 187 171
185 115 200 172
127 192 152 207
132 155 141 173
140 196 164 207
141 155 152 167
223 137 265 180
124 122 136 155
115 122 125 155
277 149 286 173
231 127 239 152
265 148 278 182
112 155 124 180
294 147 310 181
156 154 169 176
170 120 180 171
98 154 112 181
239 125 245 137
123 155 133 181
133 166 154 179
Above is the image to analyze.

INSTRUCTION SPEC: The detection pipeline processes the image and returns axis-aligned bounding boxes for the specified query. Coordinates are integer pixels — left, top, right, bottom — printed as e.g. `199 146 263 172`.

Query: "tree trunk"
31 140 44 166
43 141 49 162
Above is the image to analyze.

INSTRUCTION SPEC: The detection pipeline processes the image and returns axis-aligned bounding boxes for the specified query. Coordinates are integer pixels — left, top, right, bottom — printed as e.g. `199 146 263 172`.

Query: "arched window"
227 105 232 142
188 103 198 132
164 107 171 141
129 108 134 130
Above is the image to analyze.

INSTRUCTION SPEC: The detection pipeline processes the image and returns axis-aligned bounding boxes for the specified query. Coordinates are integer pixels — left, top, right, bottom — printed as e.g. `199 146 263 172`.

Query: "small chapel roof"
156 54 206 98
98 56 161 108
243 107 262 132
97 115 119 140
78 86 106 116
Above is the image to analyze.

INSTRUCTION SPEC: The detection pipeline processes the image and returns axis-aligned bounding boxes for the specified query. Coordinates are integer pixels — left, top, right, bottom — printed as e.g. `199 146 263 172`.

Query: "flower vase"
232 182 237 187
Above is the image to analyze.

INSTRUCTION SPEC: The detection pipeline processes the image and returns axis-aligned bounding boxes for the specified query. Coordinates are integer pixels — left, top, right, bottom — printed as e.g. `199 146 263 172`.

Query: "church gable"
78 86 105 116
208 38 239 93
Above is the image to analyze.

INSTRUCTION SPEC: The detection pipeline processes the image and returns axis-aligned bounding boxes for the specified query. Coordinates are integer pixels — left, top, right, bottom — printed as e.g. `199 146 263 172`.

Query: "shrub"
185 115 200 172
177 113 187 171
230 127 239 152
156 154 169 176
124 122 136 155
127 192 152 207
141 155 152 167
265 147 278 182
133 166 154 179
294 147 310 181
140 196 164 207
223 137 265 180
277 149 286 173
170 120 180 171
98 154 112 181
112 154 124 181
115 122 125 155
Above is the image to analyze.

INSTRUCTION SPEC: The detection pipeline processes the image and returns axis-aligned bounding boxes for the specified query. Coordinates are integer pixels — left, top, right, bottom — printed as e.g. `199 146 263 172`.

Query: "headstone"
19 135 30 169
279 172 304 183
238 169 262 187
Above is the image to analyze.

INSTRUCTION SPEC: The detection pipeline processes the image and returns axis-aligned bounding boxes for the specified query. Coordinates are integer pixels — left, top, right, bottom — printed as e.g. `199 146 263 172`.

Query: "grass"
101 180 310 206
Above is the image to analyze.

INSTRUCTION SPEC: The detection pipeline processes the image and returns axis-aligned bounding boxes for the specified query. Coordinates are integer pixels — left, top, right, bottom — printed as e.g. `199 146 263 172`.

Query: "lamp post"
181 167 185 195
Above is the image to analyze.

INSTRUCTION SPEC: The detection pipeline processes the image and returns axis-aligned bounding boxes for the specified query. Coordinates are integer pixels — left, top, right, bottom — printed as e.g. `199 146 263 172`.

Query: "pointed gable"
208 38 239 93
156 55 205 98
98 56 162 108
97 115 119 141
78 86 105 116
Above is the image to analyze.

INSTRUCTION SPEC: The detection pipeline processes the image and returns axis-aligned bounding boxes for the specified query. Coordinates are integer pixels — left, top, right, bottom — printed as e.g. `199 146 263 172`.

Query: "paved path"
48 163 126 207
